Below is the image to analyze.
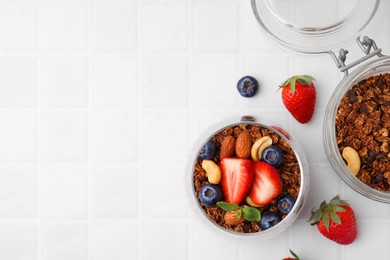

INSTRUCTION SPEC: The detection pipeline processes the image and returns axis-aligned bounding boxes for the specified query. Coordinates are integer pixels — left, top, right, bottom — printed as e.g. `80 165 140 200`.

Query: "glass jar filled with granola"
188 116 309 239
324 37 390 203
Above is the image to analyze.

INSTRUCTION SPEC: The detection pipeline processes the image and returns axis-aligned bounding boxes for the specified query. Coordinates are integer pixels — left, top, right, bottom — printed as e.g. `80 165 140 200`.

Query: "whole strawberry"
309 195 358 245
280 75 316 124
282 249 300 260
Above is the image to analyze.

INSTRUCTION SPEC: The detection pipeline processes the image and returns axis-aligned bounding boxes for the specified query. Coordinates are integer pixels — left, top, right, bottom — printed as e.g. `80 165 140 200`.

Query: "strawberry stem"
279 75 315 94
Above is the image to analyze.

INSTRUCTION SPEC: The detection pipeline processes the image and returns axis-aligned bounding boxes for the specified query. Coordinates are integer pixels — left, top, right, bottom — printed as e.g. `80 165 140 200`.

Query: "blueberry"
199 184 222 206
259 211 280 230
277 194 296 215
237 76 258 97
198 140 216 160
262 145 283 167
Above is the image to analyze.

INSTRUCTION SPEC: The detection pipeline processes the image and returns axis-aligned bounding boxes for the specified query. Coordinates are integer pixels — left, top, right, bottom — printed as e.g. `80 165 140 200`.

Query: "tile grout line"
187 0 193 259
36 0 43 258
87 0 93 259
136 1 142 259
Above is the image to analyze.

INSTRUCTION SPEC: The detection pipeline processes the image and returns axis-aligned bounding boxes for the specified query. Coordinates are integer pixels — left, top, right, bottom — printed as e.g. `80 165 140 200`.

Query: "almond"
224 210 245 226
220 135 236 159
235 130 251 158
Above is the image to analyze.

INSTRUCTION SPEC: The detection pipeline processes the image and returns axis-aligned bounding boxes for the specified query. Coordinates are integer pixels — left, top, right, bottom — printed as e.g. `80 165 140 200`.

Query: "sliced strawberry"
220 158 254 204
248 161 282 206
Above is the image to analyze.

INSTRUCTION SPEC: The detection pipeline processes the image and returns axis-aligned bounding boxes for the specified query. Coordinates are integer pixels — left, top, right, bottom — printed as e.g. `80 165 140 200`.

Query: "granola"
193 124 301 233
336 73 390 191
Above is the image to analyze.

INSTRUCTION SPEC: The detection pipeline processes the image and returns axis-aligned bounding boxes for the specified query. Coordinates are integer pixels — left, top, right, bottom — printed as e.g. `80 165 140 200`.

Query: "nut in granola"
220 135 236 159
342 147 361 176
235 130 251 159
224 210 245 226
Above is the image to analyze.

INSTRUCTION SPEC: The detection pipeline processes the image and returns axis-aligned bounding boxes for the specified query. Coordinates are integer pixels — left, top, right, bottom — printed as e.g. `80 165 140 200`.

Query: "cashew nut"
342 147 361 176
202 159 221 184
250 136 272 161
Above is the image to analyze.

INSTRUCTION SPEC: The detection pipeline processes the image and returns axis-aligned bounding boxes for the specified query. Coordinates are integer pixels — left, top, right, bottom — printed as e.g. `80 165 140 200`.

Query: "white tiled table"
0 1 390 259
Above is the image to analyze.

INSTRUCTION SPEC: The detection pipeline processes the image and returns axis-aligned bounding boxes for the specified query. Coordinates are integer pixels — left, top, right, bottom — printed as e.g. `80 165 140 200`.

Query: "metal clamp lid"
328 36 385 77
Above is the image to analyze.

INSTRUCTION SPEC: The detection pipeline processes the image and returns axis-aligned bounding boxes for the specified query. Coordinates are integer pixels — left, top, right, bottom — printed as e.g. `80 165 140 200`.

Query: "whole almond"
220 136 236 159
224 210 245 226
235 130 251 158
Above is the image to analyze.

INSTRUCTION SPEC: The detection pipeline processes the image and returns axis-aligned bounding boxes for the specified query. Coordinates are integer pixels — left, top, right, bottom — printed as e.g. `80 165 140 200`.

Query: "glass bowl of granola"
324 56 390 203
189 116 309 238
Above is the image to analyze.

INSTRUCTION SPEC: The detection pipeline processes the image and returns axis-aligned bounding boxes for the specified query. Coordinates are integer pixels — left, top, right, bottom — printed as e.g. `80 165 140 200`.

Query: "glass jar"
251 0 380 53
324 39 390 203
187 116 309 239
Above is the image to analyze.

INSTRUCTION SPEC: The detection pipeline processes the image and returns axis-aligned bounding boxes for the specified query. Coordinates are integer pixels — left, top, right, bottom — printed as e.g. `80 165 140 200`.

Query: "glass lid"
251 0 380 54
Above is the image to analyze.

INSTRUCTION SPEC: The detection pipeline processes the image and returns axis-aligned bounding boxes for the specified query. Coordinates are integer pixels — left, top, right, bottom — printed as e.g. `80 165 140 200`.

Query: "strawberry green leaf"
280 75 315 94
332 205 347 213
298 75 315 85
242 206 261 221
323 212 330 232
217 201 240 212
290 77 297 94
290 249 300 259
329 211 342 225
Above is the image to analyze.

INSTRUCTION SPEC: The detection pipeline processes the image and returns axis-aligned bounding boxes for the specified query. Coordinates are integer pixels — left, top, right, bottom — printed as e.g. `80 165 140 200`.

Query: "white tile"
90 221 137 260
42 111 88 163
290 109 328 163
91 111 137 163
141 4 188 52
239 232 288 259
0 4 38 52
191 57 238 108
241 57 289 108
141 58 188 108
139 220 188 260
343 220 389 259
0 57 37 107
0 221 36 260
193 3 238 52
0 111 37 163
142 111 187 164
92 3 137 52
41 166 87 219
189 217 238 260
140 165 188 219
42 57 88 108
89 166 137 219
241 1 288 53
41 221 88 260
91 57 137 108
0 167 36 218
43 3 88 52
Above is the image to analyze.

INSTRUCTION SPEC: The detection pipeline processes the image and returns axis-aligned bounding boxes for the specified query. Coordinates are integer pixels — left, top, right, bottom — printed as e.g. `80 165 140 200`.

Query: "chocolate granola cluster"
336 73 390 191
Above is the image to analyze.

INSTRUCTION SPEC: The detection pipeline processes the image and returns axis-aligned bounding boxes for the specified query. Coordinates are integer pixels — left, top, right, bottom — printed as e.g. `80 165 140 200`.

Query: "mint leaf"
217 201 240 212
236 209 243 219
242 207 261 221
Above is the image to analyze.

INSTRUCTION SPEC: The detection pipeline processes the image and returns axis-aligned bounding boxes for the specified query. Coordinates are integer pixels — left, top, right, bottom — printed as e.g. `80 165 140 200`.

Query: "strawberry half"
220 158 254 204
280 75 316 124
247 161 282 206
309 195 358 245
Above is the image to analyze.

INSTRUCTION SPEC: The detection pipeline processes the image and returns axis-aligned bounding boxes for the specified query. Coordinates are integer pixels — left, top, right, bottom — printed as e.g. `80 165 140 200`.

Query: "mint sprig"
217 201 261 222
